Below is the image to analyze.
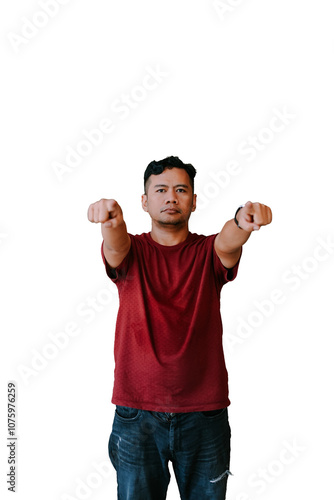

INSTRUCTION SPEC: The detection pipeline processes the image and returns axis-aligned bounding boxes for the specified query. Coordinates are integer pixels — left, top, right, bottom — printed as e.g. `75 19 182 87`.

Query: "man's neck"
150 222 189 246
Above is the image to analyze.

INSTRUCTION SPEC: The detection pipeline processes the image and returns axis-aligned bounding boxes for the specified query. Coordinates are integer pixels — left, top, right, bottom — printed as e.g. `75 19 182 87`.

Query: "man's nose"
165 191 178 204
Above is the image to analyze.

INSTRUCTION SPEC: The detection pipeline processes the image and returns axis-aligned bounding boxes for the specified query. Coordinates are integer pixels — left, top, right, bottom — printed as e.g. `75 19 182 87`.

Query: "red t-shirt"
101 231 241 412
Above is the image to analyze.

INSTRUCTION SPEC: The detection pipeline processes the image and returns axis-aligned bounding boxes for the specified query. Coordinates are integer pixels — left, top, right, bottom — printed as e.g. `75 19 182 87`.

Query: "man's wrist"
234 205 245 229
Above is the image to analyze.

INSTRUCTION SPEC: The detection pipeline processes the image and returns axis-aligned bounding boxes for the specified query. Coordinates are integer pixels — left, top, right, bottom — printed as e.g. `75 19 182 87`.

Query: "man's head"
143 156 196 195
141 156 197 227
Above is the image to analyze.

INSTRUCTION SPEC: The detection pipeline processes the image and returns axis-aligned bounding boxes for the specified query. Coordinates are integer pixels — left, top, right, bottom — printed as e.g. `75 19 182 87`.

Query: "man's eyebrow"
153 184 189 188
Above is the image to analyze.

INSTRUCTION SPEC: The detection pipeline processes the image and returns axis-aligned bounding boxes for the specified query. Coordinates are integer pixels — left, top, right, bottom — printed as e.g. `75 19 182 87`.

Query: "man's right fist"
87 199 123 229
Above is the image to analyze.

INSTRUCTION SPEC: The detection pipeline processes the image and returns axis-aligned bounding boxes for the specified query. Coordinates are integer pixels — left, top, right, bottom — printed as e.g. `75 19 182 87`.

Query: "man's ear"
191 193 197 212
141 194 148 212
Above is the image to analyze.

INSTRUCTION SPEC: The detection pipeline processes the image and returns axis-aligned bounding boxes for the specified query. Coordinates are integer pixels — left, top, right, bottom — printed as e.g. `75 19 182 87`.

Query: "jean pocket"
108 431 117 469
115 405 141 421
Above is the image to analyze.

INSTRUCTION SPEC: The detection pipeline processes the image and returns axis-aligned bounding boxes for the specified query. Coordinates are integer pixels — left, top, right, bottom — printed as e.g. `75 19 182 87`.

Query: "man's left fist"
236 201 272 232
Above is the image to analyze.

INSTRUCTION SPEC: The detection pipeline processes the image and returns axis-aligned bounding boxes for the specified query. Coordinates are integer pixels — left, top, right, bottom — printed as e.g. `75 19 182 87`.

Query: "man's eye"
157 189 165 193
177 189 186 193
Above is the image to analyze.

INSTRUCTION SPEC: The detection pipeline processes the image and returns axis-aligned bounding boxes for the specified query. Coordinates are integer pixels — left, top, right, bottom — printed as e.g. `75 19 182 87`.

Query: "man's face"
141 168 197 227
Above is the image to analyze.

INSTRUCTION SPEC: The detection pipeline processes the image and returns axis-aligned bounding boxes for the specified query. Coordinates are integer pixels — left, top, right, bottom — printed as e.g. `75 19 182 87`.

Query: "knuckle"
107 199 116 208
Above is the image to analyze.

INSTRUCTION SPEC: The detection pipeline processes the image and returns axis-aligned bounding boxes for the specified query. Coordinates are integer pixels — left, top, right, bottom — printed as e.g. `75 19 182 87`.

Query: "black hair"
144 156 197 194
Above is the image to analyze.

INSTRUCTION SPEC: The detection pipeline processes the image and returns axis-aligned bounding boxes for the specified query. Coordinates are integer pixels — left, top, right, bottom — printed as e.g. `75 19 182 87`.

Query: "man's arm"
87 198 131 268
214 201 272 269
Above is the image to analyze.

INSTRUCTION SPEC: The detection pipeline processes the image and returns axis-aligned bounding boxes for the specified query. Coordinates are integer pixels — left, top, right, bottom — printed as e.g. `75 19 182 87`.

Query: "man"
87 156 272 500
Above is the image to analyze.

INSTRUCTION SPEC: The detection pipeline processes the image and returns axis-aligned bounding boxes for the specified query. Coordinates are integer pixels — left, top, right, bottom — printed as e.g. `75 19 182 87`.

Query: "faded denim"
108 405 231 499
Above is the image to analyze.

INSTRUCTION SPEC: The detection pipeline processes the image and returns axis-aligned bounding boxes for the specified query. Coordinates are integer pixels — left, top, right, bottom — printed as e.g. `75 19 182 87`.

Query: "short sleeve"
101 240 132 283
211 234 242 288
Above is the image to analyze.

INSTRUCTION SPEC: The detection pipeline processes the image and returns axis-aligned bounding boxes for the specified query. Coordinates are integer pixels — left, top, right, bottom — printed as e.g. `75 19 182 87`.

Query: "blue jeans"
108 405 231 499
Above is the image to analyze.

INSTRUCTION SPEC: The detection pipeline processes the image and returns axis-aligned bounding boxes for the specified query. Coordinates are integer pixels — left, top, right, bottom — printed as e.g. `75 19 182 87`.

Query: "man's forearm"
215 219 252 255
214 201 272 269
102 219 130 254
88 198 131 268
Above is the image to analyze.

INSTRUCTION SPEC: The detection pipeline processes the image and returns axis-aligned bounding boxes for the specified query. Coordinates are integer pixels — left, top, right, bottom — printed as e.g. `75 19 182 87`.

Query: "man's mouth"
162 208 180 214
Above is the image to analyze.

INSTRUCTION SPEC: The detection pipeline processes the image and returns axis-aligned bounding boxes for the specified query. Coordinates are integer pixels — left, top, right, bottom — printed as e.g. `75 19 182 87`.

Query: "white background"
1 0 333 499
